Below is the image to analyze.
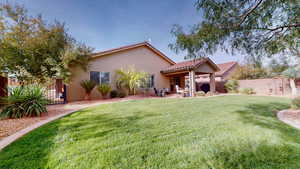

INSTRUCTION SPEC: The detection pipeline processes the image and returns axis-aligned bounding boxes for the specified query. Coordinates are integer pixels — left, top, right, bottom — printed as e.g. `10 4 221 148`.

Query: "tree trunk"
290 78 298 96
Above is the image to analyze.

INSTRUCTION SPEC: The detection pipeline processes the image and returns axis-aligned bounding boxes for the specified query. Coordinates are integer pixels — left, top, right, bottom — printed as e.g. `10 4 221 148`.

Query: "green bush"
225 80 239 93
110 90 118 98
206 91 214 96
118 91 127 98
97 84 112 99
291 97 300 109
0 85 48 119
196 91 206 97
240 88 255 95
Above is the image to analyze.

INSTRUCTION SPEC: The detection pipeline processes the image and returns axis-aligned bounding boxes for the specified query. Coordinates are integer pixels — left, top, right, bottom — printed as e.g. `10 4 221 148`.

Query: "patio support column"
209 73 216 93
189 70 196 97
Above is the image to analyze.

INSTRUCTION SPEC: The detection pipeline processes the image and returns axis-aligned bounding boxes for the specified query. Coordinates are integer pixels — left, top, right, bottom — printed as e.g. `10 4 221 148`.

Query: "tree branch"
236 0 264 26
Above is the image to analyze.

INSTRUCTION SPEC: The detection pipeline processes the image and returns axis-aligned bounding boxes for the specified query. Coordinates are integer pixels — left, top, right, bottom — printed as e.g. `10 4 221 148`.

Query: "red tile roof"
215 61 238 77
90 42 176 64
161 58 220 74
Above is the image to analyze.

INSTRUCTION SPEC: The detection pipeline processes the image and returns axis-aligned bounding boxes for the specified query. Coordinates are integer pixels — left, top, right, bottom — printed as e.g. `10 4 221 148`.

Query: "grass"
0 95 299 169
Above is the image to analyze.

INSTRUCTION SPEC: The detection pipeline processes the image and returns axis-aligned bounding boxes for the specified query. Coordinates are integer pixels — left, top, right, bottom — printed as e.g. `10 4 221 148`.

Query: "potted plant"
97 84 112 99
80 80 96 100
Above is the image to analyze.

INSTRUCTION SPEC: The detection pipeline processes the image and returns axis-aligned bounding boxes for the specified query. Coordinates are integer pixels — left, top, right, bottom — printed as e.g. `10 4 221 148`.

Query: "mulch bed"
0 109 66 139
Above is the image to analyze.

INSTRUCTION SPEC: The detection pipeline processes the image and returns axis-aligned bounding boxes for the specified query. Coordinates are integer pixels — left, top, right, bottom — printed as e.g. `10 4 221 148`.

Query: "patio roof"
160 57 220 74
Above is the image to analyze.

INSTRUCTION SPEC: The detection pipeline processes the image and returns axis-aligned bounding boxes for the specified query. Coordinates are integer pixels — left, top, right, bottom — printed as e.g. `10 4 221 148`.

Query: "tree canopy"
170 0 300 59
282 66 300 79
0 3 93 84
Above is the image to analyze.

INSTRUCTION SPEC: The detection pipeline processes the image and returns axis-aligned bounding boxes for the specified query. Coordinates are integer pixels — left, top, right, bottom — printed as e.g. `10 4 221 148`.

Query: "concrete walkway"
0 96 150 150
277 110 300 129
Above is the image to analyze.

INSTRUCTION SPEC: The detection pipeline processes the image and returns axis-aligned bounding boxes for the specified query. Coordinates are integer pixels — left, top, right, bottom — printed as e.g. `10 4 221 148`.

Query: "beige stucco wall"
195 63 215 74
67 46 172 101
238 78 292 96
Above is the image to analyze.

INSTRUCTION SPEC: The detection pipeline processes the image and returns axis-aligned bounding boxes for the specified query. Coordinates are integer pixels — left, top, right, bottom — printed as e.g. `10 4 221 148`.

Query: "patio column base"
209 73 216 94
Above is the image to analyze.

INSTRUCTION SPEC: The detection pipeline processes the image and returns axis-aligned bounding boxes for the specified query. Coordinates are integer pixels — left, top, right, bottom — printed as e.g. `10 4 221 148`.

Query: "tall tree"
0 3 93 84
268 56 291 76
282 66 300 96
170 0 300 60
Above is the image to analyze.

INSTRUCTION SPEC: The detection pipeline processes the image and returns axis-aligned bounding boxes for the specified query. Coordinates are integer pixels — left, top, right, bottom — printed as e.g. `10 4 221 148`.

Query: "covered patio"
161 58 220 97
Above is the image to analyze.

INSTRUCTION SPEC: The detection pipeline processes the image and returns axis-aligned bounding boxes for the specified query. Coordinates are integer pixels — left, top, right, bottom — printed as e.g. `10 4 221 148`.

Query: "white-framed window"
139 74 154 89
90 71 110 84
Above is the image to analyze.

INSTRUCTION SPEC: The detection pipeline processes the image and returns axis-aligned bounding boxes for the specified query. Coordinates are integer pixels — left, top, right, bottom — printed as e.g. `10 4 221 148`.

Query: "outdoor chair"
175 85 184 94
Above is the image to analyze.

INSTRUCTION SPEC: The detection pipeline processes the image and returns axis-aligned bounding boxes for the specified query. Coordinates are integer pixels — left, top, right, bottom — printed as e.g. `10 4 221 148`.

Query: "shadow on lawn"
201 140 300 169
59 109 161 141
0 120 60 169
234 102 300 142
201 102 300 169
0 109 159 169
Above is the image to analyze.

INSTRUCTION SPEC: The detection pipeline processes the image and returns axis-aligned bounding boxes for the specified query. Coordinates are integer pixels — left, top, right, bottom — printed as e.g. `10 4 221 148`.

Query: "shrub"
110 90 118 98
118 91 127 98
0 85 48 119
225 80 239 93
80 80 96 100
196 91 206 97
291 97 300 109
97 84 112 99
206 91 214 96
240 88 255 95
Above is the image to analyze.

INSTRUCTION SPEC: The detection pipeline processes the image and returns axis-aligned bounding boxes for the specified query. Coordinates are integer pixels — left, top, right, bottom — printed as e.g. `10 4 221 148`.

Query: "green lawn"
1 95 300 169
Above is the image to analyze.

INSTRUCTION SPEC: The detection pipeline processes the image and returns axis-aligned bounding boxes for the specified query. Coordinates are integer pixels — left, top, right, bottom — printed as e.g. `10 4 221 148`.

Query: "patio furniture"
154 88 167 97
175 85 184 94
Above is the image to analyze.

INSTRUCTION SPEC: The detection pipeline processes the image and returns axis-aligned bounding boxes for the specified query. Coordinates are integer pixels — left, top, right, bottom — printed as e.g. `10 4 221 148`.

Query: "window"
90 71 100 84
149 75 154 88
139 75 154 89
100 72 110 84
90 71 110 84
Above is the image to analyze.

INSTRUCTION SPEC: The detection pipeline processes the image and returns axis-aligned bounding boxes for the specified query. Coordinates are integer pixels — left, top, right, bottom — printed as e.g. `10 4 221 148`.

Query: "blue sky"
5 0 242 63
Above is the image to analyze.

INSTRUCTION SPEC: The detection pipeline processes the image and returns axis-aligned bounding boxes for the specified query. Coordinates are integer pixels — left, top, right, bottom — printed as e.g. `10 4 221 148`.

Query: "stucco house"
195 61 238 92
67 42 220 101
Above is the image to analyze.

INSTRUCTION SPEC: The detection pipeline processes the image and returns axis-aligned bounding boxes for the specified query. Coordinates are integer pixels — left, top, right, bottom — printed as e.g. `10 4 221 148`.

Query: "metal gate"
45 79 67 105
0 76 8 97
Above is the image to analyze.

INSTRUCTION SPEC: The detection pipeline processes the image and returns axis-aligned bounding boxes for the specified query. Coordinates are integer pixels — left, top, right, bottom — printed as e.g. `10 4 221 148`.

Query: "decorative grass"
1 95 299 169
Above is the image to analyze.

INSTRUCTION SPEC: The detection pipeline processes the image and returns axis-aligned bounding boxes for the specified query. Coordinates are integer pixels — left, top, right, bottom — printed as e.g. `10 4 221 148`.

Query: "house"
195 61 238 93
67 42 220 101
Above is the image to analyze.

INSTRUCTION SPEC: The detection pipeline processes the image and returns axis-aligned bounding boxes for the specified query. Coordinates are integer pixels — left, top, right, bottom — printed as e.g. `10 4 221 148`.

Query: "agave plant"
115 66 148 95
97 84 112 99
0 85 48 119
80 80 96 100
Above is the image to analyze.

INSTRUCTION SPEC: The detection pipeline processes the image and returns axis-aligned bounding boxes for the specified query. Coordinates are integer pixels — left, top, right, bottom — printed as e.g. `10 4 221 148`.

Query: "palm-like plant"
80 80 96 100
97 84 112 99
115 66 148 95
1 85 48 119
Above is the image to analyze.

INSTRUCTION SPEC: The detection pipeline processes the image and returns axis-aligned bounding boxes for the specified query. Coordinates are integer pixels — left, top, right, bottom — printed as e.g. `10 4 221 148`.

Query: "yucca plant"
97 84 112 99
115 66 148 95
0 85 48 119
80 80 96 100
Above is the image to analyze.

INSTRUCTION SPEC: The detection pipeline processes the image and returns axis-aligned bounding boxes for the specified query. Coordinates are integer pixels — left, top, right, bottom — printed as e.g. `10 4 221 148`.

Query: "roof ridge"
91 42 147 56
90 42 175 64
